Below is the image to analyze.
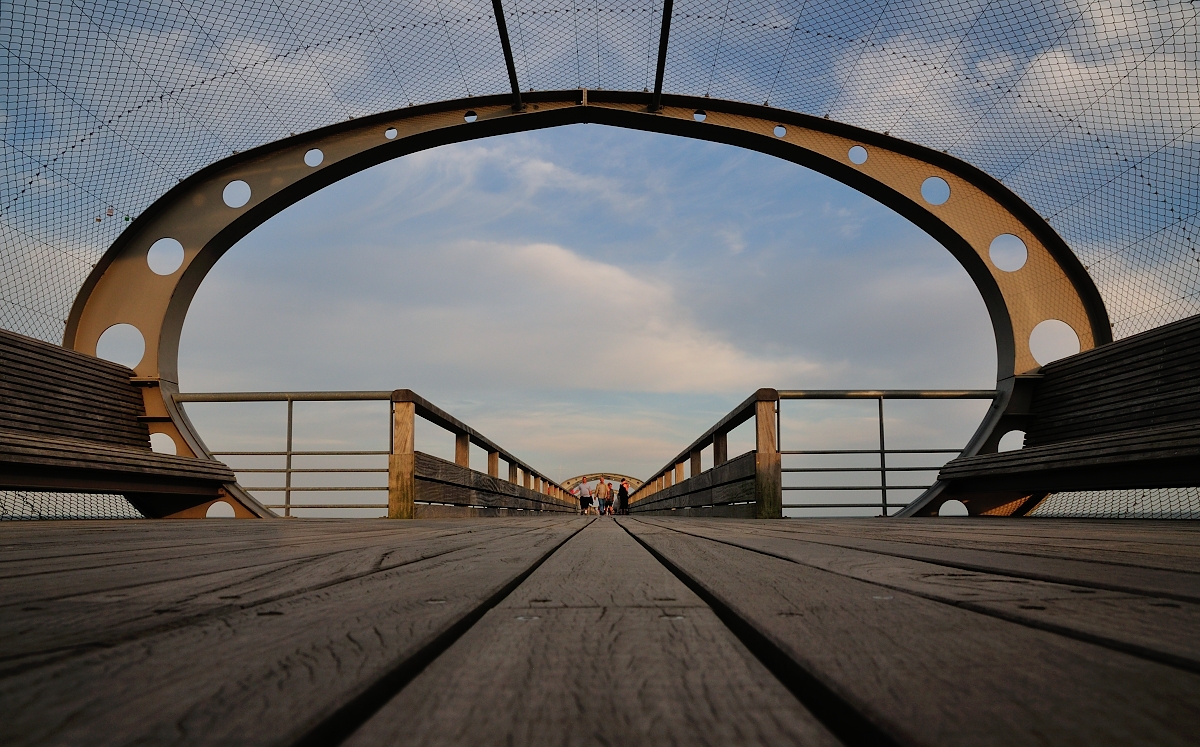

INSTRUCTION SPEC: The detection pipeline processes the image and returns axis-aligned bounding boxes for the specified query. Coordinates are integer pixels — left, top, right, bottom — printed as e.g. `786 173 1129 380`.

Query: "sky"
177 123 997 515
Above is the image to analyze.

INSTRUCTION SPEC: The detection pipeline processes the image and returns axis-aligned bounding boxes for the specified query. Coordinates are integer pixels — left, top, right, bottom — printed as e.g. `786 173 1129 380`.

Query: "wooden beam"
455 433 470 468
754 399 781 519
488 450 499 477
691 449 702 478
389 401 416 519
714 431 728 466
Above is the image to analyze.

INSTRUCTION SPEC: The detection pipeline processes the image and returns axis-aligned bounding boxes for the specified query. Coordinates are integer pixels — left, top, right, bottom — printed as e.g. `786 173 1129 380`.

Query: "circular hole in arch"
146 237 184 275
384 127 398 139
1029 319 1080 365
848 145 868 165
693 110 707 122
222 180 251 208
464 111 478 123
206 501 236 518
149 432 178 455
96 324 145 368
921 176 951 205
304 148 324 167
989 234 1028 272
939 499 969 517
773 125 786 137
997 430 1025 452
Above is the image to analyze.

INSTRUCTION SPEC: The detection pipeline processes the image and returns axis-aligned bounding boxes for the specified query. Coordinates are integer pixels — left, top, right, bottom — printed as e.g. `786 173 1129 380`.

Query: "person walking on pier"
595 479 610 515
617 480 630 515
578 479 593 515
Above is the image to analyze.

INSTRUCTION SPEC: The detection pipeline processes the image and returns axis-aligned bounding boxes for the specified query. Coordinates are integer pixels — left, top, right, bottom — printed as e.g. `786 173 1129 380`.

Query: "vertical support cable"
490 0 524 111
878 397 887 516
285 398 294 518
651 0 674 111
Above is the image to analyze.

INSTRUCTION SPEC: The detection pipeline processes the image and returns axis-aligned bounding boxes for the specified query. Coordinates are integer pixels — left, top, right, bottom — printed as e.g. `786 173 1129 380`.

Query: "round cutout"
206 501 236 518
149 432 178 455
773 125 786 137
848 145 868 164
464 111 478 123
997 430 1025 452
693 110 707 122
222 180 251 208
96 324 145 368
384 127 398 139
1029 319 1080 365
304 148 324 167
989 234 1028 272
921 177 950 205
939 499 969 517
146 237 184 275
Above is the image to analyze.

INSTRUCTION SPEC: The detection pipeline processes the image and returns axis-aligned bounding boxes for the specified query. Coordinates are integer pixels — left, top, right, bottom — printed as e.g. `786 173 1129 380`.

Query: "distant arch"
561 474 645 492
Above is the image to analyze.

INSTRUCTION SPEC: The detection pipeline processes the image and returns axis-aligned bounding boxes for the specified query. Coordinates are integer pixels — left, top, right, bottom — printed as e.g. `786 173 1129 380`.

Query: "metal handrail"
780 389 997 515
176 389 569 516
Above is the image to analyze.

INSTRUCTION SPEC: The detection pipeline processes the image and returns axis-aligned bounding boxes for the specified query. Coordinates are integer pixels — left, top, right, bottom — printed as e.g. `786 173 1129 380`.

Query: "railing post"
284 397 293 518
508 461 518 483
524 469 531 490
714 431 728 466
754 389 782 519
389 398 416 519
674 462 685 484
690 449 702 478
488 450 499 477
878 396 888 516
455 432 470 468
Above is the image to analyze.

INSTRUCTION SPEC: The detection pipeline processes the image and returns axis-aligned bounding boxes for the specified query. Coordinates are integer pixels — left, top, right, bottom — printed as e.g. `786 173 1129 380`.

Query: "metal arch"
64 89 1110 502
560 474 645 492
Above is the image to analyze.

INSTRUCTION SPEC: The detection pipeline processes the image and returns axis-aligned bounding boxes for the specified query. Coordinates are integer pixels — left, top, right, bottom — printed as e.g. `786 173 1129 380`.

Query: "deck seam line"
616 518 900 747
0 525 554 678
293 518 594 747
735 526 1200 601
760 526 1200 576
640 520 1200 675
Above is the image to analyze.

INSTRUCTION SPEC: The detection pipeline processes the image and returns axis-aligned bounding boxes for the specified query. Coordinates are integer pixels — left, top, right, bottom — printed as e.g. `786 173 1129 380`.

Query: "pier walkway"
2 517 1197 746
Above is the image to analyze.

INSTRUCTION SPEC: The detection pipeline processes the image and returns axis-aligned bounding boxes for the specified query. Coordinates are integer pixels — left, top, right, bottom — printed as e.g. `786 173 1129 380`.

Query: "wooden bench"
0 328 252 518
927 313 1200 515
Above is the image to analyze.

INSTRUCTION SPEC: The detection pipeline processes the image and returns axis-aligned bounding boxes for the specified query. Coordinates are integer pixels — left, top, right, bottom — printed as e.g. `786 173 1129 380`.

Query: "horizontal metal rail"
242 486 385 492
784 485 933 491
779 390 996 399
181 389 568 517
211 450 390 456
780 389 995 515
783 503 913 509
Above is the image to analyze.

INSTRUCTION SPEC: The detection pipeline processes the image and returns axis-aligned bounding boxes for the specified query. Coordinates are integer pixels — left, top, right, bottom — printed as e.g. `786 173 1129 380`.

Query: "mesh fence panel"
0 490 145 520
2 1 1198 519
1032 487 1200 519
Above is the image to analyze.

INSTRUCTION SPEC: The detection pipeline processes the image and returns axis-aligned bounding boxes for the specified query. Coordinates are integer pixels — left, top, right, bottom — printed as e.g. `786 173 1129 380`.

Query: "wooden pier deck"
1 517 1197 745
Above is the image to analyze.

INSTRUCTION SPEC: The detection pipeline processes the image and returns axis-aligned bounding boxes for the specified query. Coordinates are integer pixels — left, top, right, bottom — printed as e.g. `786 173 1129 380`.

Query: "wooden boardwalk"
1 517 1197 745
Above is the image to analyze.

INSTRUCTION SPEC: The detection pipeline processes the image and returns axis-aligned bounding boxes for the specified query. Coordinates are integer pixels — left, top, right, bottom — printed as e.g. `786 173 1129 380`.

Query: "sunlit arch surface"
62 91 1105 463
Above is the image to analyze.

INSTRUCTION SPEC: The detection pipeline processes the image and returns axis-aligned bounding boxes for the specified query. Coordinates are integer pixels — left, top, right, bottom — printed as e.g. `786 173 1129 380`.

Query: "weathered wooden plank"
0 523 545 665
761 520 1200 577
630 451 756 514
415 452 575 512
644 519 1200 672
0 519 587 747
623 519 1200 746
346 519 840 747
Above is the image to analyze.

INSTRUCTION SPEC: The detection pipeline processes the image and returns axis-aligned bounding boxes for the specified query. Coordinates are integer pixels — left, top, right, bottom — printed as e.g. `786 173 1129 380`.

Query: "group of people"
573 478 630 515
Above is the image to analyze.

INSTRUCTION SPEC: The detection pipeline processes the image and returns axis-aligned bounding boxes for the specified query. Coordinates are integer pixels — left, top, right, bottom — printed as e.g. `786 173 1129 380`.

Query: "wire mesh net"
2 1 1198 519
0 490 145 520
1032 487 1200 519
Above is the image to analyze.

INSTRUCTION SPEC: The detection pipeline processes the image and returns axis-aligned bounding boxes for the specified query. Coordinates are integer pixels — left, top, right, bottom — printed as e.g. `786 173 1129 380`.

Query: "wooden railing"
173 389 576 518
628 389 781 518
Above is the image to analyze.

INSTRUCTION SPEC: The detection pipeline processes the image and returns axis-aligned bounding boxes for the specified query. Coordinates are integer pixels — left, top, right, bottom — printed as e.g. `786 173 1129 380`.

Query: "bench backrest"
0 328 152 449
1025 314 1200 448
